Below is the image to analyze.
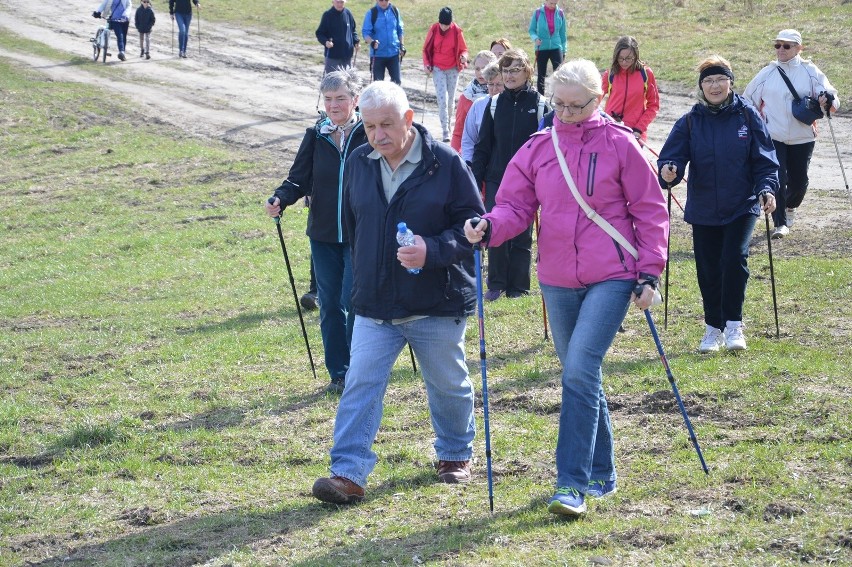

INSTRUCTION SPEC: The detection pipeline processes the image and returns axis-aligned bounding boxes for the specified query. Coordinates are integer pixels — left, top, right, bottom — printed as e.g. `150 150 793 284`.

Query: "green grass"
2 9 852 566
208 0 850 106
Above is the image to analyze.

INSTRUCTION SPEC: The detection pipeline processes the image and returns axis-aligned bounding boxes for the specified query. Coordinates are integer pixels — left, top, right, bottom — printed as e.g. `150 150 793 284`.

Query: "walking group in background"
267 1 841 518
91 0 200 60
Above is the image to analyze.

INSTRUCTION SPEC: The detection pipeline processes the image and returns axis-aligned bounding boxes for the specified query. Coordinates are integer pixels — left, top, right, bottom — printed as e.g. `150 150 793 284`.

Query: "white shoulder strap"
489 93 499 118
550 126 639 260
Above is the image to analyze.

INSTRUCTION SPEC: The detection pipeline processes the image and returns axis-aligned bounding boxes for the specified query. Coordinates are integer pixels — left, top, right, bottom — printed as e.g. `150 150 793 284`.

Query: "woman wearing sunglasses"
743 29 839 239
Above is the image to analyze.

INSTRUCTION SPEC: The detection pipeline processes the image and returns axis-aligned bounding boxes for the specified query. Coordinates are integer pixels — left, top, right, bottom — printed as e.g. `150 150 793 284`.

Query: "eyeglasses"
774 43 794 50
501 66 525 75
550 96 596 115
700 77 730 87
485 82 502 88
618 55 636 63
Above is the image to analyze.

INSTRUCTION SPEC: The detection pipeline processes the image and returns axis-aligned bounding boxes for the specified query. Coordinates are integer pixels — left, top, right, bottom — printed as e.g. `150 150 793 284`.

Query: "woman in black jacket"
472 48 548 301
265 67 368 394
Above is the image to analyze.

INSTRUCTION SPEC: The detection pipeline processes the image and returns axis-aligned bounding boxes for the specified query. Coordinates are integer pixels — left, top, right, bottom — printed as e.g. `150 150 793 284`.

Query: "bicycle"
90 18 110 63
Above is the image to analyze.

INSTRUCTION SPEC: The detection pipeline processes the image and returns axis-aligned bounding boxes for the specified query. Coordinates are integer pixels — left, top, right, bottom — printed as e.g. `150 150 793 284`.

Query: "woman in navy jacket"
658 55 778 353
266 68 368 394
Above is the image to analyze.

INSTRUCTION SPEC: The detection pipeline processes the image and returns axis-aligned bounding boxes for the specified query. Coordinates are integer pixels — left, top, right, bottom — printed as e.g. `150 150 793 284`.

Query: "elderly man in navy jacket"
315 0 360 73
312 81 486 505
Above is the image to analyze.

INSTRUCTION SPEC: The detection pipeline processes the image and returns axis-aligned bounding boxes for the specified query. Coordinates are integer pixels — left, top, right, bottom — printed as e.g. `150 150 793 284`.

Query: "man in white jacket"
743 29 839 238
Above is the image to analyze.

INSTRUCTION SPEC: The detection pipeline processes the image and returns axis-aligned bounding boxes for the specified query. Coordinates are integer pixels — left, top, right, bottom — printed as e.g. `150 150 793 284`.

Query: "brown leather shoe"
437 460 472 484
312 476 365 504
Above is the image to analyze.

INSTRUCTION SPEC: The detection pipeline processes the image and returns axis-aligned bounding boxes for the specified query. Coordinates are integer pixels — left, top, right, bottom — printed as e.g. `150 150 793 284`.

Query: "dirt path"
1 0 849 225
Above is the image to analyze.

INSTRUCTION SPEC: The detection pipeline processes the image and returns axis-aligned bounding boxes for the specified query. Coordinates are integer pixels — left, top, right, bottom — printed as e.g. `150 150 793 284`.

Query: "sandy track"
1 0 849 220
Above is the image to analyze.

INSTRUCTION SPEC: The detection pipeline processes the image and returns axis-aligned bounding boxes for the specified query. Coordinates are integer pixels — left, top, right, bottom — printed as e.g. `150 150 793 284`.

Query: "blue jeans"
310 240 353 382
175 12 192 53
109 19 129 53
371 55 401 85
329 315 475 487
692 214 757 329
541 280 633 492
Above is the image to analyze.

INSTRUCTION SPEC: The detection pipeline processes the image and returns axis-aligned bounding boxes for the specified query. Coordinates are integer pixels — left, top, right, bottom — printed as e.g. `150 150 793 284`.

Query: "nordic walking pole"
664 186 672 330
268 198 318 381
171 16 174 55
764 212 780 339
824 103 850 195
196 3 201 53
408 344 417 373
533 211 548 340
637 290 709 475
644 142 685 213
471 216 495 512
421 72 430 124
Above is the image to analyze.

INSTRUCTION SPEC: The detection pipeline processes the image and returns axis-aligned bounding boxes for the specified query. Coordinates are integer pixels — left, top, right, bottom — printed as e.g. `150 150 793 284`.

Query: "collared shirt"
368 128 422 203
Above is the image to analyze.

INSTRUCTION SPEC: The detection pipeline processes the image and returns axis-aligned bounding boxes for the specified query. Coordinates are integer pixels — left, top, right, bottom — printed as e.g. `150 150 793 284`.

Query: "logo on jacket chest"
737 125 748 139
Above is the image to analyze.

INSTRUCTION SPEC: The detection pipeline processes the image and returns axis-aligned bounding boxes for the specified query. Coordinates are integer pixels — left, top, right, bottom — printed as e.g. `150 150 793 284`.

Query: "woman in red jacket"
422 7 468 141
601 36 659 144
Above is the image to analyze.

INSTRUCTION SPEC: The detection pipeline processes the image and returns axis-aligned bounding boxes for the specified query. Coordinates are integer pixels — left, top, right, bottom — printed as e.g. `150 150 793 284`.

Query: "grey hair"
320 67 363 98
551 59 604 98
482 61 501 82
473 50 497 66
358 81 410 118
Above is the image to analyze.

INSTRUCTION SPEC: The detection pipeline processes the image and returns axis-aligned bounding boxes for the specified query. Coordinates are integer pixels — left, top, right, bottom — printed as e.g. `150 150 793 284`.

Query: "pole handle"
267 196 281 222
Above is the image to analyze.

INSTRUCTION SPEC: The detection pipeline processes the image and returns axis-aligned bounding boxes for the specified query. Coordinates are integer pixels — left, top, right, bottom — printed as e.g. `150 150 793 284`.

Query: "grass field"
217 0 851 106
1 2 852 565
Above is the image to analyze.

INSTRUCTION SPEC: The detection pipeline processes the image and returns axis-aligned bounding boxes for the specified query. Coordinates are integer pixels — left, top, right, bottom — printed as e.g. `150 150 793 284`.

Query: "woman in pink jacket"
422 7 468 142
465 59 668 518
601 36 660 144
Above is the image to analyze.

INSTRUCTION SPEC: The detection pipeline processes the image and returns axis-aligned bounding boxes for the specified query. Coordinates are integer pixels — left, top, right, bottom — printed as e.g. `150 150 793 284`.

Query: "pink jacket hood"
484 112 668 288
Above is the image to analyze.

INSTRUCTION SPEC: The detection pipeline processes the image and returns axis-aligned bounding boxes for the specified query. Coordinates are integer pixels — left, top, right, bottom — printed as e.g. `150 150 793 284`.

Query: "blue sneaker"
587 479 617 498
547 487 586 516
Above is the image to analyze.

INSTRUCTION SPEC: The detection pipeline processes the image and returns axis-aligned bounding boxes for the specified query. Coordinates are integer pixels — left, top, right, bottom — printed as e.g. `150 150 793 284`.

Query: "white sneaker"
725 321 747 350
699 325 724 353
785 208 797 227
771 225 790 239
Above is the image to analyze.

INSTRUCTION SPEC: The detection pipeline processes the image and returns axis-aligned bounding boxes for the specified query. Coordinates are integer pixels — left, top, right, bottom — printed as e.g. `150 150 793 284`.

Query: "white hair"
358 81 410 118
552 59 604 98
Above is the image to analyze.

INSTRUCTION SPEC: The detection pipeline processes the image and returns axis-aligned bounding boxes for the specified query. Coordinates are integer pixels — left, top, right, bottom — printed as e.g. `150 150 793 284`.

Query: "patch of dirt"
0 453 56 468
763 501 806 521
117 506 162 527
617 528 677 549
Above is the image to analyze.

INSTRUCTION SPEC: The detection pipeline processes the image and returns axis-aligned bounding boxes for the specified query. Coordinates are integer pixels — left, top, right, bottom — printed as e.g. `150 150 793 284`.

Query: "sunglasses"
774 43 794 50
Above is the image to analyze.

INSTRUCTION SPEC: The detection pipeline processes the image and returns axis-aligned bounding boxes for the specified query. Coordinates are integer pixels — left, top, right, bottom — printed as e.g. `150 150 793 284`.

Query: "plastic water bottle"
396 222 420 274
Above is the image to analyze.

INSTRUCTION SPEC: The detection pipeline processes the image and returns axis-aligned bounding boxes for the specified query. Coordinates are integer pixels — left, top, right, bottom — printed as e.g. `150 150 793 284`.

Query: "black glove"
92 11 101 18
635 272 659 292
399 45 407 59
821 91 835 112
370 40 379 49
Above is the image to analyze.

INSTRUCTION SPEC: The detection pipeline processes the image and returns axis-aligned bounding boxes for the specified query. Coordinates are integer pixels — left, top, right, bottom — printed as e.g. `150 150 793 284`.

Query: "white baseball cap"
775 29 802 45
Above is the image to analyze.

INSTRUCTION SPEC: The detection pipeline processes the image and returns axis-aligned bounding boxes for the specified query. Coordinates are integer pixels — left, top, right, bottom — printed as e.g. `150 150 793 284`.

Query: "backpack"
370 3 399 26
490 92 546 123
533 6 563 27
606 66 648 96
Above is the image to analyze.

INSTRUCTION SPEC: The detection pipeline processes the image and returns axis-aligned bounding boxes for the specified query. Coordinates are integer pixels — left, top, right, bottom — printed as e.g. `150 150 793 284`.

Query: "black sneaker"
300 292 319 311
145 52 150 60
325 379 344 395
140 50 144 57
118 52 126 61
